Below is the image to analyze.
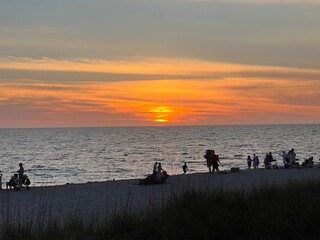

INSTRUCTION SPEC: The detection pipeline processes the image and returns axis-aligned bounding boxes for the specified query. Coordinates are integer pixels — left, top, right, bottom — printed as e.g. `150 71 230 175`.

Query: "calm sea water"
0 124 319 186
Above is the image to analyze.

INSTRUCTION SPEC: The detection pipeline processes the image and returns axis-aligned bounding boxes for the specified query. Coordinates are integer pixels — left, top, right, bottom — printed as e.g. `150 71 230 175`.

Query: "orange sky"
0 58 319 128
1 1 320 128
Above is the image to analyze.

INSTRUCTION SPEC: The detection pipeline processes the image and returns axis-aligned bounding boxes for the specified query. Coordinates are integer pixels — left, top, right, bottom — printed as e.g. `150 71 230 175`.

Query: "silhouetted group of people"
3 163 30 190
138 161 169 185
302 156 314 167
281 148 314 168
245 148 317 170
280 148 297 166
247 154 260 169
247 151 290 169
146 146 318 182
6 163 24 189
204 149 221 173
153 162 164 179
264 152 276 169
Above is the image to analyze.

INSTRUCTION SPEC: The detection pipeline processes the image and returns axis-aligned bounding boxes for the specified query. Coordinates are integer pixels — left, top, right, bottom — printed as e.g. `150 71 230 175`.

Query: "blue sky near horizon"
0 0 319 128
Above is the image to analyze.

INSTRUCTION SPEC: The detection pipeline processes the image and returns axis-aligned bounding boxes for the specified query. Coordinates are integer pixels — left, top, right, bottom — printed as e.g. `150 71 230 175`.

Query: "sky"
0 0 319 128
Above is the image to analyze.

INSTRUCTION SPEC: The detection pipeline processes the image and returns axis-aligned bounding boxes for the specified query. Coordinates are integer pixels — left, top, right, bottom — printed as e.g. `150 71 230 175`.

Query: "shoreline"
1 168 320 225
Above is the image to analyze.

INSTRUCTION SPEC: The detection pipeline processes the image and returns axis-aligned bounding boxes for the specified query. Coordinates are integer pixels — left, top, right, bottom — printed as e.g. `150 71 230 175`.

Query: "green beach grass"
2 179 320 240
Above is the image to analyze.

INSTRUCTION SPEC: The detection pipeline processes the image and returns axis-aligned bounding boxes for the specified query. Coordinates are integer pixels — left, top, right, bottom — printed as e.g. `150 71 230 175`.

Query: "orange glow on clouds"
2 57 319 76
0 57 319 127
149 106 173 123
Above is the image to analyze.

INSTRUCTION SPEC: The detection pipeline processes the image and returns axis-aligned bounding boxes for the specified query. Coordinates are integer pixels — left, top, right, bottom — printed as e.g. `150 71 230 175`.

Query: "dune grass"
2 180 320 240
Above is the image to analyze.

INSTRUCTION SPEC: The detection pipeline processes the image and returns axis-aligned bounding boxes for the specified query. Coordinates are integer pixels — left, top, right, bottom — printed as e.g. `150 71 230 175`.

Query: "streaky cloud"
1 57 320 83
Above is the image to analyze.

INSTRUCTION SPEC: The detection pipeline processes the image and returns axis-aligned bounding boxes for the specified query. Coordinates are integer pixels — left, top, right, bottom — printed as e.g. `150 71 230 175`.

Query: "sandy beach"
1 167 320 225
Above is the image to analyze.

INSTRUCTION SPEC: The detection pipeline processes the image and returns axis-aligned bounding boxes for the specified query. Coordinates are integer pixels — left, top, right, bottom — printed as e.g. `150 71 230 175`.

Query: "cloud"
1 57 320 83
1 77 319 127
1 57 319 127
1 1 320 69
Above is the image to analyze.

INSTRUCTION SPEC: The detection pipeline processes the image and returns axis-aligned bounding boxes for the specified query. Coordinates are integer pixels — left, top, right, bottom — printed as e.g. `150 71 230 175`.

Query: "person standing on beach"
17 163 24 179
0 171 2 189
182 162 188 174
264 153 273 169
247 155 252 169
204 150 213 173
253 154 259 169
17 163 24 188
211 150 221 173
288 148 296 164
280 151 289 165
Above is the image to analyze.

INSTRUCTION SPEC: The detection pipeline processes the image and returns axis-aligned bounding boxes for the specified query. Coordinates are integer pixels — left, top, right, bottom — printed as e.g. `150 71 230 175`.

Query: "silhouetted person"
247 155 252 169
211 150 221 173
153 162 158 174
17 163 24 179
204 150 213 173
182 162 188 174
253 154 259 169
17 163 24 188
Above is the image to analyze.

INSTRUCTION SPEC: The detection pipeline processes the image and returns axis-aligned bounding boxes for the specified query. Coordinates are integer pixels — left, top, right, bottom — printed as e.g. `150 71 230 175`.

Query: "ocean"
0 124 319 186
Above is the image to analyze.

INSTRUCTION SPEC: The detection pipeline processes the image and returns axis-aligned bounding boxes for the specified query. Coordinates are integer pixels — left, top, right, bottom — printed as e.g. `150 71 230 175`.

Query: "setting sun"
148 106 174 123
155 119 168 123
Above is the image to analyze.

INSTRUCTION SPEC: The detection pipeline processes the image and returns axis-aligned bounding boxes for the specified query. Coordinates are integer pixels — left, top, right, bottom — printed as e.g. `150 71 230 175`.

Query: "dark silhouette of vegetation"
2 180 320 240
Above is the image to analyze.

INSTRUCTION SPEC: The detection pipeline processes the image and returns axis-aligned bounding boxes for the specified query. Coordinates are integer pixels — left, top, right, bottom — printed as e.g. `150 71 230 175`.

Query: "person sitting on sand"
153 162 158 174
247 155 252 169
149 162 158 182
182 162 188 174
6 174 19 189
156 163 163 179
302 156 314 167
